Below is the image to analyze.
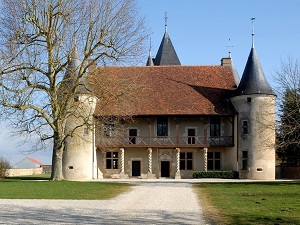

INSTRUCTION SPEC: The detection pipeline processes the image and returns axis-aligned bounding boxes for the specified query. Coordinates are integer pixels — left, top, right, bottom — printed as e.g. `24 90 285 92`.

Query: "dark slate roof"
154 31 181 66
236 47 274 95
64 49 81 80
63 49 90 94
92 65 237 116
230 57 240 86
146 54 154 66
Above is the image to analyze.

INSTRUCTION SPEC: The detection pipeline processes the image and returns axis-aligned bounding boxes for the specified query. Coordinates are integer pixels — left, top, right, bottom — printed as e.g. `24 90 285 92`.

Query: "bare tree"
0 156 11 179
0 0 148 180
274 57 300 166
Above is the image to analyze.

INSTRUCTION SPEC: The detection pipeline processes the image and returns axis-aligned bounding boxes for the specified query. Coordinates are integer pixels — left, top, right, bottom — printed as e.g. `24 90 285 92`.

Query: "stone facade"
62 94 98 180
231 95 276 179
61 28 276 180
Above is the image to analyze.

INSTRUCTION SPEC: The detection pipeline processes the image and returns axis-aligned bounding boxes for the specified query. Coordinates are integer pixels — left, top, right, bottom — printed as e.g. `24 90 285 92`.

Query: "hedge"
193 171 239 179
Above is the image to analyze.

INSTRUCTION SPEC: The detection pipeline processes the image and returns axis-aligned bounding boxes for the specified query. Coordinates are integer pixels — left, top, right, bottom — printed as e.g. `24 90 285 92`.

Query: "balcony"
100 135 234 148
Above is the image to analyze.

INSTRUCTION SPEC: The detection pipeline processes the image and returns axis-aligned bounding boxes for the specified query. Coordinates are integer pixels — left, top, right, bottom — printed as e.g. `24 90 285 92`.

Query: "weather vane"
251 17 255 47
226 38 233 57
164 11 168 32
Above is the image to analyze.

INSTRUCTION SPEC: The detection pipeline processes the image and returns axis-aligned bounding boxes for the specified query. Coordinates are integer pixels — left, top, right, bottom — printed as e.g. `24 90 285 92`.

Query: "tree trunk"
50 133 64 181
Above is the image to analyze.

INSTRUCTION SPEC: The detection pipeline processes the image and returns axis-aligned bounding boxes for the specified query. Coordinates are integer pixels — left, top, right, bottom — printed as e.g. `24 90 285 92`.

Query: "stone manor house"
62 25 276 180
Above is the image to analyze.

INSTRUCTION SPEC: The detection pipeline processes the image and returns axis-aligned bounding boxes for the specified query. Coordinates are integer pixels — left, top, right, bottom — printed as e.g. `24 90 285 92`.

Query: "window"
104 123 115 137
129 129 137 144
210 117 220 137
247 97 252 103
106 152 118 169
242 151 248 170
242 120 248 134
208 152 221 170
88 97 94 104
188 129 196 144
157 117 168 136
180 152 193 170
83 125 89 136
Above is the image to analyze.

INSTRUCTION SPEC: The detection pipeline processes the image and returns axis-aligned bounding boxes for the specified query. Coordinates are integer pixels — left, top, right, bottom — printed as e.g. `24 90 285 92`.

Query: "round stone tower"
231 44 276 180
62 49 98 180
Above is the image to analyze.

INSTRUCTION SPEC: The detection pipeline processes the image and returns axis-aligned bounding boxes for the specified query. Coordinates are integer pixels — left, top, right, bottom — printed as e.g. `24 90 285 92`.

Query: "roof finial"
164 11 168 33
149 38 152 56
226 38 233 58
251 17 255 48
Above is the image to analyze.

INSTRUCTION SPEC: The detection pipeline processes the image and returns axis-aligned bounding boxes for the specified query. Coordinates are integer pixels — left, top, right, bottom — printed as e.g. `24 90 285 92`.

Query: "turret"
62 48 98 180
153 13 181 66
231 19 276 180
146 39 154 66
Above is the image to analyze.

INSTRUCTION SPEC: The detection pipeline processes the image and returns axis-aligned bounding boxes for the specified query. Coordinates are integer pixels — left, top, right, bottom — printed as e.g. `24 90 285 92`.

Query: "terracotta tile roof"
28 157 43 166
92 65 237 116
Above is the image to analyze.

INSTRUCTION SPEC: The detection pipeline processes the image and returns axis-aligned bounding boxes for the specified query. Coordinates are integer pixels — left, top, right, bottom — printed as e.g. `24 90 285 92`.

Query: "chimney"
221 58 231 67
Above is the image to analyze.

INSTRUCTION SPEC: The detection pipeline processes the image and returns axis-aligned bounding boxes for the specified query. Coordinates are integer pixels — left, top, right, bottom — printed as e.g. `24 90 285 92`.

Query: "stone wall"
42 165 52 173
7 168 43 177
277 167 300 179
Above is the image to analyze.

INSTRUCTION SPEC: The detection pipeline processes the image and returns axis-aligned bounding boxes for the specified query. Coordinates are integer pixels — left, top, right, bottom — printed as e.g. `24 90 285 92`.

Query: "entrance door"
161 161 170 177
132 161 141 176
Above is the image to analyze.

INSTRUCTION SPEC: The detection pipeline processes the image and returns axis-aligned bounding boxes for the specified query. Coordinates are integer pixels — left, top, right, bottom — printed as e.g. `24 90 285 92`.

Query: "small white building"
13 157 43 169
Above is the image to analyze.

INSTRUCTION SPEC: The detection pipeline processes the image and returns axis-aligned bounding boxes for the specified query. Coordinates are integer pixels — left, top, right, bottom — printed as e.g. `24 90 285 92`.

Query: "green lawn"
195 182 300 225
1 176 132 199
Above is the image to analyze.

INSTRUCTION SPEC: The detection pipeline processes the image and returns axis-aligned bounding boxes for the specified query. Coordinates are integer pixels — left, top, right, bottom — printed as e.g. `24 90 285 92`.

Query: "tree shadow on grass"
5 174 50 181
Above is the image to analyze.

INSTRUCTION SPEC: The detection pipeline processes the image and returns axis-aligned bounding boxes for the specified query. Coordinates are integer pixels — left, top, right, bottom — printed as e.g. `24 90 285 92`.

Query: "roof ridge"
97 65 224 68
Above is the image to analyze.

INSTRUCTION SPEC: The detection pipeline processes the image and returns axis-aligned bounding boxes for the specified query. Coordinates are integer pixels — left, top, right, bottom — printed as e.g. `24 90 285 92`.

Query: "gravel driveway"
0 181 209 224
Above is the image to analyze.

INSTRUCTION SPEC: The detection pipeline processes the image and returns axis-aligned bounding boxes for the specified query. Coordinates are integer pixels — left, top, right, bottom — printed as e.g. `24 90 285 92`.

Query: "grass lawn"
195 182 300 225
1 175 132 199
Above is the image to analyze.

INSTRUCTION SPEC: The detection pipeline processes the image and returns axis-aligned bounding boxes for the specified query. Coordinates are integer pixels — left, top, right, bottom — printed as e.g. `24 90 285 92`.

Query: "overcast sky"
1 0 300 165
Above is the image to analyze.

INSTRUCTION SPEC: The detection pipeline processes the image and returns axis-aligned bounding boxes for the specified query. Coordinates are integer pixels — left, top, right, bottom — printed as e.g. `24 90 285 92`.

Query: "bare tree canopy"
274 57 300 166
0 0 148 180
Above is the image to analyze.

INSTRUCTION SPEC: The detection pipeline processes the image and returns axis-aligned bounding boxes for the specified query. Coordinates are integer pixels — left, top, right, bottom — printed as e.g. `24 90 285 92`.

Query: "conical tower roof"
146 55 154 66
230 54 240 86
236 47 274 95
64 48 81 81
154 28 180 66
63 48 90 94
146 42 154 66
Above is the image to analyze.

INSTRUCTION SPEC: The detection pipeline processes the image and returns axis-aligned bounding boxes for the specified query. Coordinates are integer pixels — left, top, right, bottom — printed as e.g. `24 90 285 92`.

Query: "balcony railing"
100 135 234 148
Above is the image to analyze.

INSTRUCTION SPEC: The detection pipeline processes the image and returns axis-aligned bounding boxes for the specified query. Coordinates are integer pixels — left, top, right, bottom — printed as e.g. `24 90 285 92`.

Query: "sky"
1 0 300 166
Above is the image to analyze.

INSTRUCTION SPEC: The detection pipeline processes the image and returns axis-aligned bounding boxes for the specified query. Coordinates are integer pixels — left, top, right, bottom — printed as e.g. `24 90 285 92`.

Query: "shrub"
0 157 11 179
193 171 239 179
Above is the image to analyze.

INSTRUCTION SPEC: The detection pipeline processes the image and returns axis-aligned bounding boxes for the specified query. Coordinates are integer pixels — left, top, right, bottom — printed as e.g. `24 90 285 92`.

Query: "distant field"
1 175 132 199
195 182 300 225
